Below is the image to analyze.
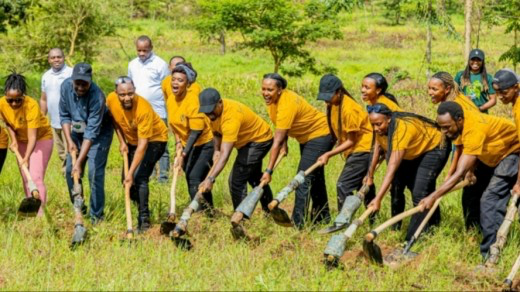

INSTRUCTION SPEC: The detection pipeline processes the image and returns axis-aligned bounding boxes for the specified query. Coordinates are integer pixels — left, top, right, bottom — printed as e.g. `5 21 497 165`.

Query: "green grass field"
0 10 519 290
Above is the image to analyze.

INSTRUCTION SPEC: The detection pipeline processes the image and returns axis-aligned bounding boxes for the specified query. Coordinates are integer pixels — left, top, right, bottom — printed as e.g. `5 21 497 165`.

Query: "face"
428 78 450 104
116 83 136 110
171 72 188 97
48 49 65 70
326 92 341 106
494 83 519 105
437 113 462 140
73 80 91 97
261 79 282 105
5 89 24 109
361 78 379 102
469 58 483 73
206 101 223 121
136 40 152 61
169 57 184 72
369 112 390 136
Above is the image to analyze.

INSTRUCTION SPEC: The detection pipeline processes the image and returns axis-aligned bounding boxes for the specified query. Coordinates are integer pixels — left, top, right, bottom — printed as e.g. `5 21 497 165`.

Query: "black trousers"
293 134 334 228
479 153 518 257
228 140 273 211
461 161 494 230
393 145 450 241
126 142 166 225
183 141 214 208
0 148 6 174
337 152 376 209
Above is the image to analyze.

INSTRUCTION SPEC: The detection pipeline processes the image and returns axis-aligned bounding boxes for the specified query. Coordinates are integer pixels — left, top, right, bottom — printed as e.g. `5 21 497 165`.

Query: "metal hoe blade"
271 207 293 227
18 197 42 216
363 236 383 265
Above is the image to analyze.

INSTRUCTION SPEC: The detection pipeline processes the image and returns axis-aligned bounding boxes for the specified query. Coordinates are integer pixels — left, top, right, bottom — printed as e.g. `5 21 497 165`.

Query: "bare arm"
479 93 497 112
125 138 148 185
40 92 48 115
318 132 356 165
445 145 462 180
368 149 406 211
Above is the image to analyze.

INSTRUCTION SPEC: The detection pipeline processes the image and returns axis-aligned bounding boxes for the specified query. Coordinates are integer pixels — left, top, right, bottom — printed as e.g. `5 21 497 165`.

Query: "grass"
0 9 519 290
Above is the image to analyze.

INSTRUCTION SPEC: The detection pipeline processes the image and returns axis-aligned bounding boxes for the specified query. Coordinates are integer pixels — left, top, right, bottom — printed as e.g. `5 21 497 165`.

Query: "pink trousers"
18 139 53 214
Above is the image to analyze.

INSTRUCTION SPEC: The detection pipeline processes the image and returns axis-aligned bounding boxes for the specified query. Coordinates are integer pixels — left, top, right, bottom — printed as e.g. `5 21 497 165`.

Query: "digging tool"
363 179 468 265
12 147 42 216
267 161 324 227
486 192 519 267
160 151 182 236
70 151 87 247
323 206 375 267
504 253 520 290
123 152 134 240
230 152 286 240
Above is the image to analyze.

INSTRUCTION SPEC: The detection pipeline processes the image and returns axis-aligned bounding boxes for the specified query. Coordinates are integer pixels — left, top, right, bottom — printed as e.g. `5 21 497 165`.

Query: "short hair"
48 48 64 58
136 35 152 46
169 55 185 64
437 101 464 120
263 73 287 89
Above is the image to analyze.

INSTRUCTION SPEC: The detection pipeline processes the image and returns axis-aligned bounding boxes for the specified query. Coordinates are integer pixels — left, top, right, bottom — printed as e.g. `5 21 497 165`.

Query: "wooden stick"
505 253 520 288
486 191 519 266
123 152 134 239
12 147 40 200
168 151 182 218
71 151 84 227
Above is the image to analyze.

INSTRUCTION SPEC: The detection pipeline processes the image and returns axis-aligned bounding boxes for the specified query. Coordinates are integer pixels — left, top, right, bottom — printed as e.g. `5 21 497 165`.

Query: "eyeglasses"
6 98 23 104
366 105 382 113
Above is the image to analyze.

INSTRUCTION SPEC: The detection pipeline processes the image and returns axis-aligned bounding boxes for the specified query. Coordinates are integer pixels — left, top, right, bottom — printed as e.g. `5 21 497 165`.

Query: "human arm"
124 138 148 186
479 93 497 112
367 149 406 211
199 138 234 193
364 139 382 186
40 92 48 115
445 145 462 181
317 132 356 165
260 129 288 184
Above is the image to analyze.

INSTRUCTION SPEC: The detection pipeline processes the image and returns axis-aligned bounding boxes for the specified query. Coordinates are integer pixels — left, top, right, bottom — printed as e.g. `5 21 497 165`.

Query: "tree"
193 0 231 55
16 0 124 70
0 0 30 33
219 0 343 76
464 0 473 59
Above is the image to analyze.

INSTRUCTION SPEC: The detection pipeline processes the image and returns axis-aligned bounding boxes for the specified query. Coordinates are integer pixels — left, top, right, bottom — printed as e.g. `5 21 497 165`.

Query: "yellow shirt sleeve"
461 128 485 156
343 109 362 133
275 96 297 130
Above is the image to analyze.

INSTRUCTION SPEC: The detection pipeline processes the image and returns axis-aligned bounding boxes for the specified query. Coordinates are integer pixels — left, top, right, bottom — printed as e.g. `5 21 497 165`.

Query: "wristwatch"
208 176 216 183
265 168 273 175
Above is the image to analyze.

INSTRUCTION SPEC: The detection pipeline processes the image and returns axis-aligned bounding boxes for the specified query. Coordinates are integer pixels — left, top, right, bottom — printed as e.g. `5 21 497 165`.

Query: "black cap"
469 49 485 61
317 74 342 101
71 63 92 83
493 69 519 90
199 88 221 113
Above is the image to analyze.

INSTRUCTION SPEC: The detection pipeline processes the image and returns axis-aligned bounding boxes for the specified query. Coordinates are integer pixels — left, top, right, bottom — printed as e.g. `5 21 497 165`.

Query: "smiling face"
494 83 519 105
48 49 65 71
361 78 379 103
469 57 483 73
369 112 390 136
261 79 282 105
171 72 188 98
73 80 91 97
437 113 463 140
136 40 152 62
5 89 24 110
116 82 136 110
428 78 450 104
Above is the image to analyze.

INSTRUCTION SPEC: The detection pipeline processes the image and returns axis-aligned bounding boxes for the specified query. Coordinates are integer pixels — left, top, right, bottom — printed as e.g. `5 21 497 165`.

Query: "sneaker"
138 218 151 233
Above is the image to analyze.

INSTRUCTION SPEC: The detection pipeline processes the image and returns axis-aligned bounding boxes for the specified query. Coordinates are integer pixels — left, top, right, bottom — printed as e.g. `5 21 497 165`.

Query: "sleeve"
391 121 412 151
187 99 206 131
220 115 240 143
41 74 46 93
487 74 496 94
275 96 297 130
83 88 105 141
161 78 169 99
343 107 362 134
136 108 154 139
127 62 133 79
159 62 170 81
461 128 485 156
454 71 463 86
26 99 41 129
59 82 71 126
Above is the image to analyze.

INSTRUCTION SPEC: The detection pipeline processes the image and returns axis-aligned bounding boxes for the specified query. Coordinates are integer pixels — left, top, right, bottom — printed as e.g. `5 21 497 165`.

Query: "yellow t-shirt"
330 96 373 157
0 127 8 149
267 89 329 144
461 110 520 167
0 96 53 143
161 76 202 103
452 94 484 146
166 84 213 146
106 92 168 145
380 117 442 160
368 95 402 150
210 99 273 149
513 100 520 143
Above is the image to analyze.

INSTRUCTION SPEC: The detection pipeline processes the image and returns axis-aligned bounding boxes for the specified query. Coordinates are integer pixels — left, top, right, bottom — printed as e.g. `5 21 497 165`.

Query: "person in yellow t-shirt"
161 55 185 103
314 74 375 229
427 71 482 229
107 76 168 231
366 103 450 242
259 73 333 229
420 101 520 260
493 69 520 147
360 72 407 228
166 62 215 208
0 125 8 174
197 88 274 213
0 73 54 215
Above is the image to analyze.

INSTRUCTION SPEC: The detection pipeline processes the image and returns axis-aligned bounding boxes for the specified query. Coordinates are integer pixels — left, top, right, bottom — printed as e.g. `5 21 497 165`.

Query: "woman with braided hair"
0 73 53 215
366 103 450 241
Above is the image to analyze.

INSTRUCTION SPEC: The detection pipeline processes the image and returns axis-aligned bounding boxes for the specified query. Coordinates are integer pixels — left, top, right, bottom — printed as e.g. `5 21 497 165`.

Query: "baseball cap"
71 63 92 83
199 88 221 113
493 69 519 90
469 49 485 61
317 74 342 101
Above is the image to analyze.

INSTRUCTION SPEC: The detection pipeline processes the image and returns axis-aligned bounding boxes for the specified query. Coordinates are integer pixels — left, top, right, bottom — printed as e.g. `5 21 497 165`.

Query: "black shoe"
138 218 151 233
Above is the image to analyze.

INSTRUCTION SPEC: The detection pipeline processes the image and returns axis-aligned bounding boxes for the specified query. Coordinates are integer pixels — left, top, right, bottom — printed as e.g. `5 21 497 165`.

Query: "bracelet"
265 168 273 175
208 176 216 183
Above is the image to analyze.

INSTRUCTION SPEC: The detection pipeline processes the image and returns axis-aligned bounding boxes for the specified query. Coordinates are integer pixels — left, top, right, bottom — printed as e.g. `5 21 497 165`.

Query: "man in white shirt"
128 35 171 183
40 48 73 173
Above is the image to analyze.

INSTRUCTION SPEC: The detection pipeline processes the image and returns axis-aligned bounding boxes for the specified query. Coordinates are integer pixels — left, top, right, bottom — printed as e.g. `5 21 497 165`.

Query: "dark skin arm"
479 93 497 112
445 145 462 181
368 149 406 211
317 132 356 165
124 137 148 187
364 139 382 186
420 154 478 209
260 129 288 184
199 135 233 193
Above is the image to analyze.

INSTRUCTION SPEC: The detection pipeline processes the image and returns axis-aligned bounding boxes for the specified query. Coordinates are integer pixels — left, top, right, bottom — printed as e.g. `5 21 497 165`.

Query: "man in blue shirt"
60 63 113 223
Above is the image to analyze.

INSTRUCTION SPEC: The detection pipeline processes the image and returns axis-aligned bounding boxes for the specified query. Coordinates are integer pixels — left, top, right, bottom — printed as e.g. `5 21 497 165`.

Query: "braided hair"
4 72 27 96
364 73 398 105
430 72 460 102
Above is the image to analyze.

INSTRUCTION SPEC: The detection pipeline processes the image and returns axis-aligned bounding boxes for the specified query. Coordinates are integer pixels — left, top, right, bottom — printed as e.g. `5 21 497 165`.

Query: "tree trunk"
426 0 432 78
515 29 518 72
219 31 226 55
464 0 473 59
475 0 482 48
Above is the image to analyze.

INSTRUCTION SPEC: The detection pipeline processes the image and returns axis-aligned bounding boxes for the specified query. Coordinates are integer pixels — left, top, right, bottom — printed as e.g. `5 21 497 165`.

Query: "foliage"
0 0 31 33
13 0 125 70
192 0 232 55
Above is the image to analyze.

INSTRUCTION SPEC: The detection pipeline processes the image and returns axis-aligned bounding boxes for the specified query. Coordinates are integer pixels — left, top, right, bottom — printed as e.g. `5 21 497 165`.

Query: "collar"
139 52 155 64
